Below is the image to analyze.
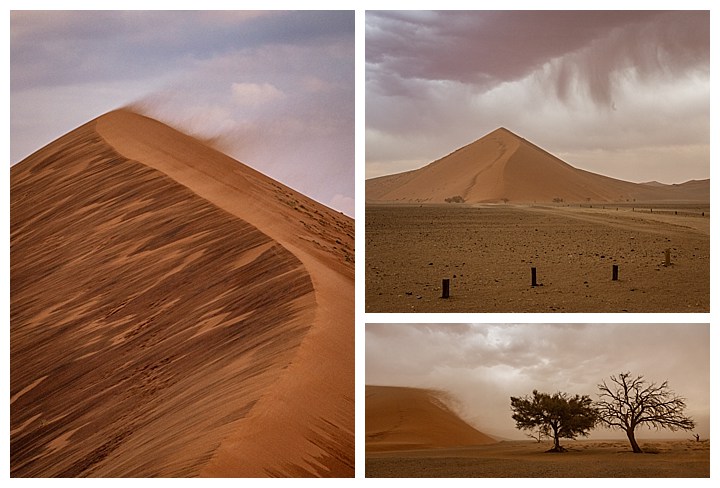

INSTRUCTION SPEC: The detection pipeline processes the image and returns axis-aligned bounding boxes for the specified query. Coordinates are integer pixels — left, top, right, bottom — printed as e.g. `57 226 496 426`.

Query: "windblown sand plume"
365 385 496 452
10 110 354 477
366 128 709 204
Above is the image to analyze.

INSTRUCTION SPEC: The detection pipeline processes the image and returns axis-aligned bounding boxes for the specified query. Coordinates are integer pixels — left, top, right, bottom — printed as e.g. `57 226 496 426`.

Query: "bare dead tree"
596 372 695 453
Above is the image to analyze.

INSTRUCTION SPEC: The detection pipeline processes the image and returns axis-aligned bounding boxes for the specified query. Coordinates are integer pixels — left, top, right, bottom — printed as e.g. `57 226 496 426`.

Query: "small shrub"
444 195 465 203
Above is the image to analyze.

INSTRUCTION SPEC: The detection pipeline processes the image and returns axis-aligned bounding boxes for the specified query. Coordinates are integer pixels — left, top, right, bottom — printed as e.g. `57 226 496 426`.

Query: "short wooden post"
612 264 619 281
531 267 537 287
664 249 671 267
442 278 450 298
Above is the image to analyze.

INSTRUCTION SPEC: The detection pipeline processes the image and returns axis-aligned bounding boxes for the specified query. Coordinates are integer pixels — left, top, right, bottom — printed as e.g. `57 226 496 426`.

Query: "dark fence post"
442 278 450 298
531 267 537 287
612 264 619 281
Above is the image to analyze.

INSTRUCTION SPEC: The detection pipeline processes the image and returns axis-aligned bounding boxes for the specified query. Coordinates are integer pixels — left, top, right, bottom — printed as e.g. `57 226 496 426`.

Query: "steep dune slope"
11 110 354 477
366 128 709 203
366 386 496 452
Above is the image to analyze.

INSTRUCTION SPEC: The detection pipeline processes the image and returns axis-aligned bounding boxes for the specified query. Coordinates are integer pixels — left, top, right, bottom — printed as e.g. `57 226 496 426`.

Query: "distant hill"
366 128 708 203
366 385 497 452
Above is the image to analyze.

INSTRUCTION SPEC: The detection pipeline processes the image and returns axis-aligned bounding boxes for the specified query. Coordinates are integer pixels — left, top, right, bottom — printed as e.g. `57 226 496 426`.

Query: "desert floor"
366 439 710 477
366 203 708 313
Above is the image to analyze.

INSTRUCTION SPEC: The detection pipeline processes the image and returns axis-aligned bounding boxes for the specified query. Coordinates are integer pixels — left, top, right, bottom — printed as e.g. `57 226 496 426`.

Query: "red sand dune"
366 128 709 203
10 110 354 477
366 385 497 452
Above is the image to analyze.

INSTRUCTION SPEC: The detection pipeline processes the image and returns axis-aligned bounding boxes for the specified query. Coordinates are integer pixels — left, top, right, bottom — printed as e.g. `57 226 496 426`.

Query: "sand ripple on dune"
11 121 317 476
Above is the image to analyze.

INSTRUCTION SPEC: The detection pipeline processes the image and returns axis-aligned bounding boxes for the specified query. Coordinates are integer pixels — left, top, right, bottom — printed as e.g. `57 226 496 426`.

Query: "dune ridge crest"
366 128 709 204
11 110 354 477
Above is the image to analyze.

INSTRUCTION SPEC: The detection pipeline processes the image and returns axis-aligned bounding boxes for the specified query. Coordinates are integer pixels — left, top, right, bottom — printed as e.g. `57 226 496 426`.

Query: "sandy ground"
11 110 354 477
366 439 710 477
366 203 708 312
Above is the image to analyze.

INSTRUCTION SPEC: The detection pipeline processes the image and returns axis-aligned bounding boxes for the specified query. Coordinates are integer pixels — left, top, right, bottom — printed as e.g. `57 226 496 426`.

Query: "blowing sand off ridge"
365 386 709 478
365 128 708 313
366 386 496 452
10 110 354 477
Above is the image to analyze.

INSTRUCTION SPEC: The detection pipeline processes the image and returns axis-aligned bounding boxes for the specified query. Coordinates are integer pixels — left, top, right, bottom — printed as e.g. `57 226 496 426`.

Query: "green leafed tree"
510 390 598 452
596 372 695 453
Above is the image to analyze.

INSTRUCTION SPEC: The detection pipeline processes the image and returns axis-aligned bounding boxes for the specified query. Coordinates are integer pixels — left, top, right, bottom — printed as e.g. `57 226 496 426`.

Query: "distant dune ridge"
365 385 497 452
366 128 709 204
10 110 354 477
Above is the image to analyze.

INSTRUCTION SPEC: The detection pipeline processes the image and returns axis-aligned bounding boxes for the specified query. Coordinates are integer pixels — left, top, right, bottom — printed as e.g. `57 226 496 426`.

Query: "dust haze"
365 323 709 441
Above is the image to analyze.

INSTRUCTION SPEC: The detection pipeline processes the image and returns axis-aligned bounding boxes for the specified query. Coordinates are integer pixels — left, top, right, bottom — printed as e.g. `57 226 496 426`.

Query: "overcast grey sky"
366 11 709 184
366 323 709 441
11 10 355 216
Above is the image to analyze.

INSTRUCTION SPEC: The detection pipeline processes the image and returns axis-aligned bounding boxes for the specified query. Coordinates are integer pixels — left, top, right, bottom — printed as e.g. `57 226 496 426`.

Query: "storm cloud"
366 10 709 184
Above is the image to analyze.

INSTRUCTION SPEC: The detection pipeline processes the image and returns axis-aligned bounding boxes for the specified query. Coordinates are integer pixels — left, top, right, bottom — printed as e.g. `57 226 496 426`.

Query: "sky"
366 323 710 441
366 10 710 184
10 10 355 216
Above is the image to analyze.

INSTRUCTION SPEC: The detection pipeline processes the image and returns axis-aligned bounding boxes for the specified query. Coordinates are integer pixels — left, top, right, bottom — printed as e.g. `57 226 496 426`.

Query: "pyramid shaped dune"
366 128 709 204
366 386 496 452
10 110 354 477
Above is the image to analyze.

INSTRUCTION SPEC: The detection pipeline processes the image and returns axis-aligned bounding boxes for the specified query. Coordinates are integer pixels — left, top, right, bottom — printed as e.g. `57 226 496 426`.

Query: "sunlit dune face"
11 111 355 477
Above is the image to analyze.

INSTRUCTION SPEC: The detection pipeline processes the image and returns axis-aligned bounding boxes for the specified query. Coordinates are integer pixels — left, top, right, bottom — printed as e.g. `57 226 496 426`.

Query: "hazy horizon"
366 323 709 441
366 11 709 185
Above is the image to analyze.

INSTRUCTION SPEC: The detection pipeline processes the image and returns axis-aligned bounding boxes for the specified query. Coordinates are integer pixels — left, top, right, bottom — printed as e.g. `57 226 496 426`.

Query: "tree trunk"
546 426 565 452
626 429 643 453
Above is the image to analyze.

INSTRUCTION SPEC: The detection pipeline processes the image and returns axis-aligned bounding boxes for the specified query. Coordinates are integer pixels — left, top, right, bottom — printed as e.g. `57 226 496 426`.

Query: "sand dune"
10 110 354 477
366 128 709 203
366 386 496 452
